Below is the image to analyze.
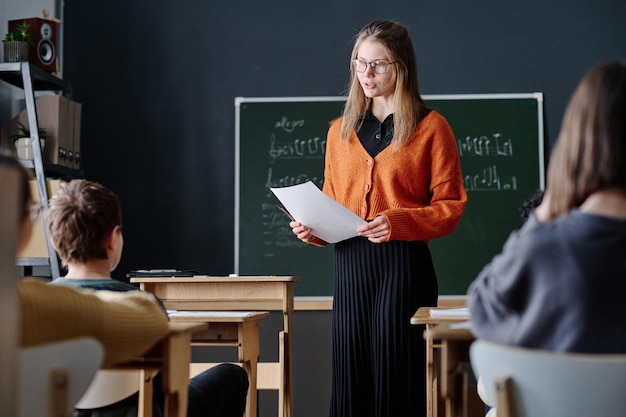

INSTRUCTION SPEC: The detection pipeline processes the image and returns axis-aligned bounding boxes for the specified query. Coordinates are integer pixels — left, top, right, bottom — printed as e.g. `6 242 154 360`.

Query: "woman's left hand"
357 215 390 243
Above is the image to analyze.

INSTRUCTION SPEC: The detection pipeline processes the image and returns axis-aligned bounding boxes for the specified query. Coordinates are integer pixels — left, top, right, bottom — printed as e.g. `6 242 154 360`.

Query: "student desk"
168 310 270 417
423 322 476 417
130 276 297 417
411 305 475 417
110 321 208 417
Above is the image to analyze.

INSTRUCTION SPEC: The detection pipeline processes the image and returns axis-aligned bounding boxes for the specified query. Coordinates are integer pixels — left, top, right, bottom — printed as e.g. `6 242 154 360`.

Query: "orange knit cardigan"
317 110 467 244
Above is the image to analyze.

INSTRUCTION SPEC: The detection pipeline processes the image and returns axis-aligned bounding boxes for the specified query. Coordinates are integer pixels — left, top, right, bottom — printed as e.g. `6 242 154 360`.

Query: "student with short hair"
0 151 169 368
47 179 249 417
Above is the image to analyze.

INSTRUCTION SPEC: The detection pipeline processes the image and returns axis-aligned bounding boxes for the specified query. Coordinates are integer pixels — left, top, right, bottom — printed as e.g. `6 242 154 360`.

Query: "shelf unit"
0 62 74 278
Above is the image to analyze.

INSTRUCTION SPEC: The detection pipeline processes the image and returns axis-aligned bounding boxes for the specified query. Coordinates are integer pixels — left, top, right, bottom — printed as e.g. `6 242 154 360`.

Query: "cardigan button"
366 159 373 166
360 207 366 215
364 184 370 191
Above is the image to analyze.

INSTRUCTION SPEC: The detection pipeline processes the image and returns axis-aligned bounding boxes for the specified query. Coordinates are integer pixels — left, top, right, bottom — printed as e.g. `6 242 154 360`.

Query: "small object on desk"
168 311 264 318
126 269 198 278
428 307 470 317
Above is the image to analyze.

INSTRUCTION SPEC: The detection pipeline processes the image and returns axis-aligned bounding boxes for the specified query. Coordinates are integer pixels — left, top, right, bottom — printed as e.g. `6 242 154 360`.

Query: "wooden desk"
169 311 270 417
411 306 472 417
424 322 475 417
110 321 207 417
130 276 297 417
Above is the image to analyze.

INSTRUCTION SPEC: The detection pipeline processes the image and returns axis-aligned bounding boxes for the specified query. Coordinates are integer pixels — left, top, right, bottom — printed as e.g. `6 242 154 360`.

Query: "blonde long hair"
340 20 429 149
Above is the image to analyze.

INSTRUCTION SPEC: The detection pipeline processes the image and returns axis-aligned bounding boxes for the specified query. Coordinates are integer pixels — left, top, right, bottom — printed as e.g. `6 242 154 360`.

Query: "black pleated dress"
329 238 438 417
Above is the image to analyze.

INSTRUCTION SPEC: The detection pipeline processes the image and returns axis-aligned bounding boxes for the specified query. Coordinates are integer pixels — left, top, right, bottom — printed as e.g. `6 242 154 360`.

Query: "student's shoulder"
51 277 138 292
20 277 56 294
103 280 141 292
508 215 566 258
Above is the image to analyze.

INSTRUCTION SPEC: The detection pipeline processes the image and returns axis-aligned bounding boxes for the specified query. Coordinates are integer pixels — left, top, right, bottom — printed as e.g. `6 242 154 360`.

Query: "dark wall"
62 1 625 416
63 1 625 281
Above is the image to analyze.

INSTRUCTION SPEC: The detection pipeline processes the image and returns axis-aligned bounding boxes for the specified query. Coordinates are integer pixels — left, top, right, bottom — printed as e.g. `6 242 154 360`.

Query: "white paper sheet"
270 181 367 244
168 311 257 318
428 307 471 317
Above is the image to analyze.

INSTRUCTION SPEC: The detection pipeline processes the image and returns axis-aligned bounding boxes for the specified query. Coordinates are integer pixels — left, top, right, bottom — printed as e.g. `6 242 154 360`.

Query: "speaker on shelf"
8 18 59 73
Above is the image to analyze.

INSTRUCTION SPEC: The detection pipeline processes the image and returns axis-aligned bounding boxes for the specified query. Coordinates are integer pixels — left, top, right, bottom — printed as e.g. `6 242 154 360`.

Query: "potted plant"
3 21 33 62
9 121 47 160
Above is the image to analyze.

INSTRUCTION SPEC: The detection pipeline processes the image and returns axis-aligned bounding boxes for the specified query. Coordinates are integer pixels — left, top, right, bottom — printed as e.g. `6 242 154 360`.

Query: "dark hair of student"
544 60 626 219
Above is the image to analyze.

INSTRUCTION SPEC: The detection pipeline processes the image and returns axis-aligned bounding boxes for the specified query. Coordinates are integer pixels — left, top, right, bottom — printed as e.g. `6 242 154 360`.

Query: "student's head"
0 151 36 254
47 179 123 269
342 20 426 147
544 60 626 218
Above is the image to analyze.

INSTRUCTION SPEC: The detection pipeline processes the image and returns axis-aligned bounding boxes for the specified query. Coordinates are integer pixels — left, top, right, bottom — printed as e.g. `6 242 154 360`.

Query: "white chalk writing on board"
457 133 513 157
457 132 517 191
463 165 517 191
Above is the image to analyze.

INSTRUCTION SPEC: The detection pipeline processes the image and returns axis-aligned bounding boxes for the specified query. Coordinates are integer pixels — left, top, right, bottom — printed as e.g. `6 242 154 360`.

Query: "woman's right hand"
290 221 314 243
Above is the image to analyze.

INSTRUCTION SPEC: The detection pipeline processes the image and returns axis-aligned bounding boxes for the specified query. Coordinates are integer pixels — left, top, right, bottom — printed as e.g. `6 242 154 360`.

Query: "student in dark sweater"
47 179 248 417
468 60 626 353
468 58 626 417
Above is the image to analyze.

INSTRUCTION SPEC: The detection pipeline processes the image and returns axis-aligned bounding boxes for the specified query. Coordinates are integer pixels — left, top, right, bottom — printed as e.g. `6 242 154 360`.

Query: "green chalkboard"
235 94 544 297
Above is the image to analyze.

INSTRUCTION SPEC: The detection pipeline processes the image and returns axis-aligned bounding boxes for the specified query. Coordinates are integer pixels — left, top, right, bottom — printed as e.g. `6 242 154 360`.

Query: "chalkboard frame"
235 93 545 301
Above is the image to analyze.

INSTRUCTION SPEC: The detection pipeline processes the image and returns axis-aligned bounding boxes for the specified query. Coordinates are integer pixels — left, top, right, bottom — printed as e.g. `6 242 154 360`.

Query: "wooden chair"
19 337 104 417
470 339 626 417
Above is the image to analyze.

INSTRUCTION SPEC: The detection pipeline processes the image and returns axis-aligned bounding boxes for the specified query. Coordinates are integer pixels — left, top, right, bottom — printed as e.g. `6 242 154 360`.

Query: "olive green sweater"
18 278 169 367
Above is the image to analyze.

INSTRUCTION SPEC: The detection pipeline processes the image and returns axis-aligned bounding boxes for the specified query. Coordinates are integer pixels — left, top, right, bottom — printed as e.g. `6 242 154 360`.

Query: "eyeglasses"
351 58 397 74
28 201 43 223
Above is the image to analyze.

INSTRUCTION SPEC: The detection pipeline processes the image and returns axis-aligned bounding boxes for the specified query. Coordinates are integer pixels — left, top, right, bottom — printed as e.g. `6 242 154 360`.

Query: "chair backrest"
470 339 626 417
76 370 143 409
20 337 104 417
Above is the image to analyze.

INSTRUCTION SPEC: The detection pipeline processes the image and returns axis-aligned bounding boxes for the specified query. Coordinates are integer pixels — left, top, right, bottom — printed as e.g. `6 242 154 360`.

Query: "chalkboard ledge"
295 297 333 310
293 295 467 310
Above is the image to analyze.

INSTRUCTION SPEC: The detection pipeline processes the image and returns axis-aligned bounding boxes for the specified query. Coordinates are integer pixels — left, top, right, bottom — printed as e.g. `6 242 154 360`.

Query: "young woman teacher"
290 20 467 417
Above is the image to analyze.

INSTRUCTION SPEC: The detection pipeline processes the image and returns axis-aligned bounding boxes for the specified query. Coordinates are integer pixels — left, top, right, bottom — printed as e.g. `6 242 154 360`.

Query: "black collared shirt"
357 112 394 158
